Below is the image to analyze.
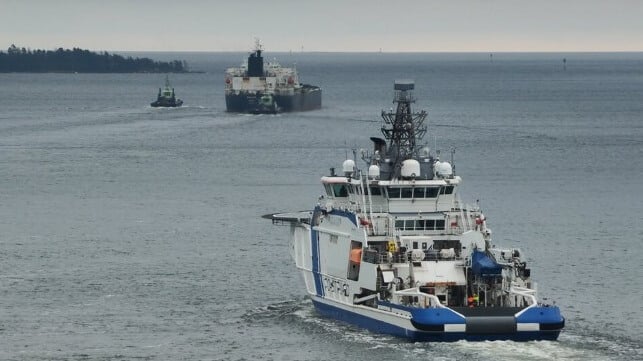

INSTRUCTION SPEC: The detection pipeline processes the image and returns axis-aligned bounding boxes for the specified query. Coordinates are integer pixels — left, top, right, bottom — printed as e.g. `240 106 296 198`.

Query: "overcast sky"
2 0 643 52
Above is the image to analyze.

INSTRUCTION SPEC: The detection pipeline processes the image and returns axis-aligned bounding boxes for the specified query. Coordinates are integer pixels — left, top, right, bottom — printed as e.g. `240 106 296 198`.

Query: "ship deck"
263 211 312 225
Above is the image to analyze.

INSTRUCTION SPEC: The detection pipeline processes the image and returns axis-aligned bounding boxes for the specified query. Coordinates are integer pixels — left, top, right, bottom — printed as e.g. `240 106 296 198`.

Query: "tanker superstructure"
225 41 321 114
268 80 565 342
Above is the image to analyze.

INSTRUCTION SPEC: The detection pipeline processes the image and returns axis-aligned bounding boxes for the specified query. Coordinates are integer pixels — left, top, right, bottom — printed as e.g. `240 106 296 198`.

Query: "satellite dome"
342 159 356 175
435 161 453 178
401 159 421 178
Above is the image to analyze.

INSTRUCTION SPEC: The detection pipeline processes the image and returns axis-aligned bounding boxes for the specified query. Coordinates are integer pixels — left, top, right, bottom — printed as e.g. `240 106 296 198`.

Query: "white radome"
401 159 421 178
435 161 453 177
343 159 356 174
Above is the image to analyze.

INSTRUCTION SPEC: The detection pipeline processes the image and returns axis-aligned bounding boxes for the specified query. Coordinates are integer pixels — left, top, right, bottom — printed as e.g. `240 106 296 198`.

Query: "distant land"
0 44 189 73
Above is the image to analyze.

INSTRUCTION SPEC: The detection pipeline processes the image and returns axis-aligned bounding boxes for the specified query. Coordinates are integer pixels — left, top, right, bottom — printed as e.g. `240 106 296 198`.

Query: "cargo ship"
224 41 321 114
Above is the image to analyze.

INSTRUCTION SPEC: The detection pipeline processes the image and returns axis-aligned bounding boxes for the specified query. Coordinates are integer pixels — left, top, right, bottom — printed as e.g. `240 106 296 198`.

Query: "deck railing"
510 285 539 316
392 287 448 309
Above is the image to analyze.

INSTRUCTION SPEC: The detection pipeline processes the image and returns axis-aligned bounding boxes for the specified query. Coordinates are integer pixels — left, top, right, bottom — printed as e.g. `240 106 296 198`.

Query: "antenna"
344 140 348 159
374 80 432 180
450 147 456 175
254 37 263 51
380 80 427 161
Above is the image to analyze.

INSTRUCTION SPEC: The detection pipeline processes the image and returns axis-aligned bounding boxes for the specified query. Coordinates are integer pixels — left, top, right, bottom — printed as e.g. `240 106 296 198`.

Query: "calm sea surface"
1 52 642 360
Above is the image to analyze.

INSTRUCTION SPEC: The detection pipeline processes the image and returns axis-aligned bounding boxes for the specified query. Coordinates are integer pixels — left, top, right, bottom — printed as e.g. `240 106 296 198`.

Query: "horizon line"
3 44 642 54
83 49 643 54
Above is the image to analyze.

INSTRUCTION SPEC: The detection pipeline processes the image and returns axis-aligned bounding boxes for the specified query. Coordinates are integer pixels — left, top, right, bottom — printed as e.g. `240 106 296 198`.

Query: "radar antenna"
380 80 427 174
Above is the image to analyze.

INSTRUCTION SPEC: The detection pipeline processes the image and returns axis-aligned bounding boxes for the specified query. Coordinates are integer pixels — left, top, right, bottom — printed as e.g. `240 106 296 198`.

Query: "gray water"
1 52 642 360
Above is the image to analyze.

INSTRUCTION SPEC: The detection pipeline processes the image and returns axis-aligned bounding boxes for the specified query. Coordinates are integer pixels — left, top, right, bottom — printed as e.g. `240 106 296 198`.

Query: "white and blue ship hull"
311 296 563 342
271 80 564 342
288 215 564 342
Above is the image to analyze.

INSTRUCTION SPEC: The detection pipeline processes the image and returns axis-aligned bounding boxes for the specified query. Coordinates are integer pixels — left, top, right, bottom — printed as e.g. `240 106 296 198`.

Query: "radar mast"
380 80 427 178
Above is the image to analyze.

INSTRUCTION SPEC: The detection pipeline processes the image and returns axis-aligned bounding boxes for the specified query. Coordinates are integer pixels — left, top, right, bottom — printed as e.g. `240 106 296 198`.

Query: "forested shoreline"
0 44 189 73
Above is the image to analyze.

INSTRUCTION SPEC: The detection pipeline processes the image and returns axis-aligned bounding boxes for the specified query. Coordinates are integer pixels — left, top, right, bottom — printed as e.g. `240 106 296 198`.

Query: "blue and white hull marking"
310 207 324 297
311 296 563 342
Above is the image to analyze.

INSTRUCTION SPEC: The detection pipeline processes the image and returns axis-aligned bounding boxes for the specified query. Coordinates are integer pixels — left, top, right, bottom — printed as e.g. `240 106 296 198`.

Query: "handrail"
392 287 446 309
510 285 539 317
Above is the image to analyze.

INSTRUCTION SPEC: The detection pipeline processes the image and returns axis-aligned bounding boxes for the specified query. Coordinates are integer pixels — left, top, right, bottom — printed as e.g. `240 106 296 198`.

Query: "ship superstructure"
225 40 321 114
269 80 564 341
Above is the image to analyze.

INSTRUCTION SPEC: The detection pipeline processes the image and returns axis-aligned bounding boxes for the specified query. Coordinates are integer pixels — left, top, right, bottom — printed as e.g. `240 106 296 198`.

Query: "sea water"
0 52 642 360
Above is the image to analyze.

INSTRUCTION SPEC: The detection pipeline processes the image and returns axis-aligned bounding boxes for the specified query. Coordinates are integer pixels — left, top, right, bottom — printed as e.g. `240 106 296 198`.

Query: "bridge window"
440 186 454 195
426 187 439 198
389 187 440 199
369 186 382 196
332 184 348 197
394 218 446 231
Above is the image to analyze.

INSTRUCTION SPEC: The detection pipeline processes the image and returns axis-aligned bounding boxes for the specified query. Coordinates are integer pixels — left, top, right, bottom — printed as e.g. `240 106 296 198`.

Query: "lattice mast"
380 80 427 177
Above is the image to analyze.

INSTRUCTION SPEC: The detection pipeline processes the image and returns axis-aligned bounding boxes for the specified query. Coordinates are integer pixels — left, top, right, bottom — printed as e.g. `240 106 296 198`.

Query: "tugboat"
224 40 321 114
151 76 183 107
268 81 564 341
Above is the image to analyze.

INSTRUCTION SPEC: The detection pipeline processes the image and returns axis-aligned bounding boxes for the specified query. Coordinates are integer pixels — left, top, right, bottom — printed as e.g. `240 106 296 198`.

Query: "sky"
2 0 643 52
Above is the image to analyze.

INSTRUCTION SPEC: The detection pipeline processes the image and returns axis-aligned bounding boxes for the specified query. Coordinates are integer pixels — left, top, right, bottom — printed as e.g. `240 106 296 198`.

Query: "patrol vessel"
224 40 321 114
151 75 183 107
268 81 564 341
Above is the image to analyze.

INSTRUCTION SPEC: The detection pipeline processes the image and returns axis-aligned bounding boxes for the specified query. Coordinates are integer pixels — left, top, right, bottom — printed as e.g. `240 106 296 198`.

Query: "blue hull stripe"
310 207 357 297
311 299 561 342
311 208 324 297
516 306 564 324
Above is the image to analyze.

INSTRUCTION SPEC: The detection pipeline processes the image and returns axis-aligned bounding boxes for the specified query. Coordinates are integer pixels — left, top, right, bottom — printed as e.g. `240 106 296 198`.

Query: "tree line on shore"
0 44 188 73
